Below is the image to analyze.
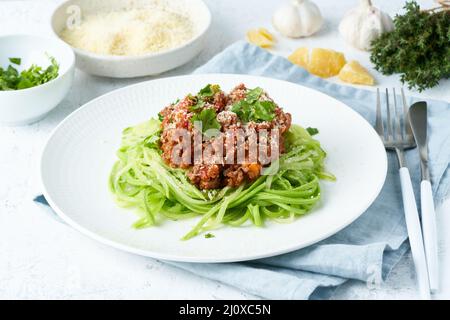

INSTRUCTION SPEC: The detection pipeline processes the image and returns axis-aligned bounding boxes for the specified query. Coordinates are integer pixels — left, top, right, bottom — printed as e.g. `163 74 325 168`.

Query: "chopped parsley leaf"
9 57 21 65
189 100 205 112
198 84 220 98
0 56 59 91
253 101 276 121
245 87 263 104
191 108 221 133
231 100 252 122
231 89 276 123
306 127 319 136
204 233 215 239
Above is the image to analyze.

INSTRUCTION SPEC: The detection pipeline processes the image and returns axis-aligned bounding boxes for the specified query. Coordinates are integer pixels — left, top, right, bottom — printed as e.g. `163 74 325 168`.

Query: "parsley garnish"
306 127 319 136
253 101 276 121
231 100 252 122
370 1 450 91
189 84 221 112
245 87 263 103
157 113 164 122
231 87 276 123
189 100 205 112
0 56 59 91
198 84 220 98
9 57 21 65
191 108 221 133
204 233 215 239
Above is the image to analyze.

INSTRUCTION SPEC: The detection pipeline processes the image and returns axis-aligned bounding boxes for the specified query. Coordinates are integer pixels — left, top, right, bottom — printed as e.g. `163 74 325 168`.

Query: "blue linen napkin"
35 41 450 299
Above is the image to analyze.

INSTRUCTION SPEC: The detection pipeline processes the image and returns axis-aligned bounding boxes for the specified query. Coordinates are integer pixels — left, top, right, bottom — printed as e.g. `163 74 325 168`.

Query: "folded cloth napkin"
35 41 450 300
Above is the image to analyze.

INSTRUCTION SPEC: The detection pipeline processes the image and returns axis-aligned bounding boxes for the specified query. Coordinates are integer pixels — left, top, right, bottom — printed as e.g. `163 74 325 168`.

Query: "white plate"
41 74 387 263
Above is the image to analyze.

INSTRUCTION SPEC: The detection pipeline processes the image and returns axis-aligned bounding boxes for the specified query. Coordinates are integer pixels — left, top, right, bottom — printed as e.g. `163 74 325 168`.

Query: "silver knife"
409 102 439 293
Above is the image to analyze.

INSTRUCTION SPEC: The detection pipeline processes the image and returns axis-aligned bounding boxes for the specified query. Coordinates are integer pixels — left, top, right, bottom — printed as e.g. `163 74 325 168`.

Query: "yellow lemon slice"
246 28 275 48
338 60 375 85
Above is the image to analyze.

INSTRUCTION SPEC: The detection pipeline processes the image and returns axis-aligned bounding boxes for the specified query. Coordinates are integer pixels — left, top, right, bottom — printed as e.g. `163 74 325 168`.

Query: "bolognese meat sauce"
159 84 292 189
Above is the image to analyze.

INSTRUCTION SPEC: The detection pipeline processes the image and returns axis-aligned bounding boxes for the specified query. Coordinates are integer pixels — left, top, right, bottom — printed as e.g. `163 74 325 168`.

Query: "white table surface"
0 0 449 300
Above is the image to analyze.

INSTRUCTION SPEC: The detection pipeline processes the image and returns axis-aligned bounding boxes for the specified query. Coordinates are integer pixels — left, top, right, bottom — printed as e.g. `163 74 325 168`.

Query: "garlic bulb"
272 0 323 38
339 0 394 51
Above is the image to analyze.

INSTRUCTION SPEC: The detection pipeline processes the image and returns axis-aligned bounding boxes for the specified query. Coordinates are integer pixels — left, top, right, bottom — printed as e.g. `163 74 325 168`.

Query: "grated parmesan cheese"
60 6 195 56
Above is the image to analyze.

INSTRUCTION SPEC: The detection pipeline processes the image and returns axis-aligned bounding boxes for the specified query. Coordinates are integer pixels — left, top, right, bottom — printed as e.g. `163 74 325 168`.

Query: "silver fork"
375 88 431 300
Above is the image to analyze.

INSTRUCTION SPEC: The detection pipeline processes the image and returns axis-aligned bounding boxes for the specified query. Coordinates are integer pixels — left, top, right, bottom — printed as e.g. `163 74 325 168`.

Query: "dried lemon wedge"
307 48 346 78
288 47 309 69
247 28 275 48
338 60 375 85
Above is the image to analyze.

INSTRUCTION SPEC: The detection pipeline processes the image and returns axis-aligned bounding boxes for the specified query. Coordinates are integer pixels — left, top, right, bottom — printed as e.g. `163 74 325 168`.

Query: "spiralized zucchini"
109 118 334 240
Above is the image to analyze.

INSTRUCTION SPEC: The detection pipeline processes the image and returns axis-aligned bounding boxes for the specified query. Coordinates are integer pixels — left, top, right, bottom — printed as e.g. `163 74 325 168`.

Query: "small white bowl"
50 0 212 78
0 34 75 126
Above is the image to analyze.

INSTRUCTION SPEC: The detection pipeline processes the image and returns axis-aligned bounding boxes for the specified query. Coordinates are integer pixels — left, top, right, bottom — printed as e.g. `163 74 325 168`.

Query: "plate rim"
40 73 388 263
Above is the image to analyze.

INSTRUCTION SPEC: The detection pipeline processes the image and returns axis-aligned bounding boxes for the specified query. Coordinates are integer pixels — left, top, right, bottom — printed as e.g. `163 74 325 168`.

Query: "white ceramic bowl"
50 0 212 78
0 34 75 126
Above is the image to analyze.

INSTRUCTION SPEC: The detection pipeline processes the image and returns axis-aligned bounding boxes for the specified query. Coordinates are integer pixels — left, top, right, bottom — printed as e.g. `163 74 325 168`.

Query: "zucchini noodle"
109 118 335 240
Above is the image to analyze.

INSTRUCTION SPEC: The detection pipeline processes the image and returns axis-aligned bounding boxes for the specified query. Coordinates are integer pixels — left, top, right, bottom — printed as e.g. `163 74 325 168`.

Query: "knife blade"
409 102 429 181
409 101 439 292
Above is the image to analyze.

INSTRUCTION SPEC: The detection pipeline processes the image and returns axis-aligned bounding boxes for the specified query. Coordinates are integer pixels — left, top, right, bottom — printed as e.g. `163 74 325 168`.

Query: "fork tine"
385 88 394 141
375 88 384 138
401 88 413 138
393 88 402 141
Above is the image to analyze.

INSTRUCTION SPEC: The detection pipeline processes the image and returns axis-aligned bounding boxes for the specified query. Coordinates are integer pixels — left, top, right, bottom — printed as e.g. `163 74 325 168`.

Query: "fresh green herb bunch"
370 1 450 91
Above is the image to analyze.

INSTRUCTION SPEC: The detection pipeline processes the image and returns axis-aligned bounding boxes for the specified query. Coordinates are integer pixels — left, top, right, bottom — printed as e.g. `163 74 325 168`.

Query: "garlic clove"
272 0 323 38
339 0 394 51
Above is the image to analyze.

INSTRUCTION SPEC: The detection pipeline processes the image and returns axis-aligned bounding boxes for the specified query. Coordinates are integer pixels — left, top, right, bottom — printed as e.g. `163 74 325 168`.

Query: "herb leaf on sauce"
191 108 221 133
231 87 276 123
253 101 276 121
245 87 263 103
198 84 220 98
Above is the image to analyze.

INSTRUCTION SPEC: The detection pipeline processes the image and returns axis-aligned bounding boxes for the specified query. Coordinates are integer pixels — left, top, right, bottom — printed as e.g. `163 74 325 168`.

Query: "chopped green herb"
231 88 276 123
253 101 276 121
9 57 21 65
204 233 215 239
189 100 205 112
306 127 319 136
191 108 221 133
231 100 252 122
188 84 221 112
198 84 220 98
245 87 263 103
158 113 164 122
0 56 59 91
